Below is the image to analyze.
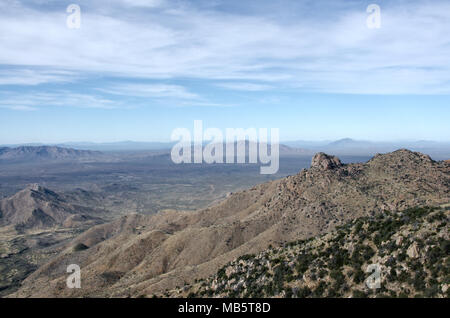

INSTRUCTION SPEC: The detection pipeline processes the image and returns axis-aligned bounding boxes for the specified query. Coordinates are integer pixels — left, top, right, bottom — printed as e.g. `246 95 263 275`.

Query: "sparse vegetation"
175 206 449 298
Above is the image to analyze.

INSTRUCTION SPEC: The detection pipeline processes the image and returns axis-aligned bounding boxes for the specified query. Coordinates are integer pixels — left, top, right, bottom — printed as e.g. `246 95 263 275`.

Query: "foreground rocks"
177 206 449 298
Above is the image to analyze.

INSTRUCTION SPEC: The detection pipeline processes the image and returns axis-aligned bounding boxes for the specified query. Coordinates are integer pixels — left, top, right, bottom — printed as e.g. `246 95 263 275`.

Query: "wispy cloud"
118 0 166 8
97 83 199 99
0 69 78 86
0 0 449 96
215 82 273 91
0 105 37 111
0 91 119 110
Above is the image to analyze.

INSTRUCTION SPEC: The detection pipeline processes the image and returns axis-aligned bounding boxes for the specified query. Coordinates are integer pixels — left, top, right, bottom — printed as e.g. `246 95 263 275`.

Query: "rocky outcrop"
311 152 343 170
407 242 420 258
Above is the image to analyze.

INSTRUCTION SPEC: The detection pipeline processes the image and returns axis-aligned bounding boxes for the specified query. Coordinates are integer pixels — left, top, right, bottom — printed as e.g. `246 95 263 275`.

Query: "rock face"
11 149 450 298
311 152 343 170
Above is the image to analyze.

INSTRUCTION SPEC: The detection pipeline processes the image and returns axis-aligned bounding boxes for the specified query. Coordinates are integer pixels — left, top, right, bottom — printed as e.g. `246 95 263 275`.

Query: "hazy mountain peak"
327 138 359 146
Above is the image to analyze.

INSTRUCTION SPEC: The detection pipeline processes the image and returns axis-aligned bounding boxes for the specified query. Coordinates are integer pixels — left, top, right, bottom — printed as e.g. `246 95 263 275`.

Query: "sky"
0 0 449 144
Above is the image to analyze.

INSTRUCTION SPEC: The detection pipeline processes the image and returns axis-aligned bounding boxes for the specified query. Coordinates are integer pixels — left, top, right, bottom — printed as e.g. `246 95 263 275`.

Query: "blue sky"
0 0 449 143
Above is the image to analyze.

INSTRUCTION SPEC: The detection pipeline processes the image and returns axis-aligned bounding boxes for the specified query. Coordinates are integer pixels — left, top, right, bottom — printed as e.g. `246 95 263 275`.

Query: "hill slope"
10 150 450 297
0 185 103 231
177 206 449 298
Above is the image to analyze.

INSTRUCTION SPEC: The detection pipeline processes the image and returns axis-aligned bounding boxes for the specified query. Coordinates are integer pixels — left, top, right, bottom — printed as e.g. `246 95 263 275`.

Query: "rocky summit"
311 152 343 170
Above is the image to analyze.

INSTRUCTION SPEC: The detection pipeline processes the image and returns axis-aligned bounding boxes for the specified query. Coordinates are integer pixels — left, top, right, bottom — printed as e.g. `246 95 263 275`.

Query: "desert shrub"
353 269 365 284
217 266 227 280
354 221 364 234
328 249 349 270
397 252 407 261
312 281 327 297
352 290 367 298
295 253 311 274
73 243 89 252
330 270 345 286
413 271 427 291
426 211 446 223
239 254 256 262
263 282 275 296
327 288 338 298
397 270 410 283
285 287 293 298
361 245 375 261
440 240 450 255
318 269 327 278
100 271 124 284
297 286 312 298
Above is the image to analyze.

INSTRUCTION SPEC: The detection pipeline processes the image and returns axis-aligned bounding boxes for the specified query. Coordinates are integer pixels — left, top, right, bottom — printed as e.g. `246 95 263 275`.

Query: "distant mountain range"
0 146 102 163
0 143 312 163
58 141 176 152
285 138 450 158
0 141 176 152
1 140 449 167
2 139 449 156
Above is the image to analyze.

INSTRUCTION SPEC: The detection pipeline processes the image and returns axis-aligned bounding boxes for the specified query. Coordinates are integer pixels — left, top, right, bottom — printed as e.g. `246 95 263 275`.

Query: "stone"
407 242 420 258
311 153 343 170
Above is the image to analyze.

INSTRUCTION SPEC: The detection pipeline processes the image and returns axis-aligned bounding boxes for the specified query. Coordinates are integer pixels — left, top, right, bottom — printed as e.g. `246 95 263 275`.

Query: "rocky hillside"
0 185 103 231
0 146 101 162
10 150 450 298
175 206 449 298
0 186 108 297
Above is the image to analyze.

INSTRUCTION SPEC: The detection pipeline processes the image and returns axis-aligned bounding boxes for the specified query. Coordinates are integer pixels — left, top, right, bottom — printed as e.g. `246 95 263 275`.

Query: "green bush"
352 290 367 298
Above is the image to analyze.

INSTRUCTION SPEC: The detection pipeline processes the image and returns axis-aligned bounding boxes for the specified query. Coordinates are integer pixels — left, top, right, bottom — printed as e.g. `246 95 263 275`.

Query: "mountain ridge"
0 184 104 231
9 149 450 297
